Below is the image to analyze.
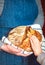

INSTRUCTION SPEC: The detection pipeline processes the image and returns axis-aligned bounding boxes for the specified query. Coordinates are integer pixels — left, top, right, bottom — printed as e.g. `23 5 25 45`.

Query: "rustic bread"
8 26 42 52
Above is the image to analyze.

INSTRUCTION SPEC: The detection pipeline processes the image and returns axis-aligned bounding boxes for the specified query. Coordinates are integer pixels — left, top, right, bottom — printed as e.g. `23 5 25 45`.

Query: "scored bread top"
8 26 27 46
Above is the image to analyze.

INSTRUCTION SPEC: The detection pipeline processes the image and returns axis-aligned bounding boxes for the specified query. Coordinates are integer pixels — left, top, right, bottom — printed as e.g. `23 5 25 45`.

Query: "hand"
1 44 30 57
30 35 42 56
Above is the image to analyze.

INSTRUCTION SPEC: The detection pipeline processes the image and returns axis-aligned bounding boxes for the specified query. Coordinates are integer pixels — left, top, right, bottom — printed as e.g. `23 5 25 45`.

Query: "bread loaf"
8 26 42 52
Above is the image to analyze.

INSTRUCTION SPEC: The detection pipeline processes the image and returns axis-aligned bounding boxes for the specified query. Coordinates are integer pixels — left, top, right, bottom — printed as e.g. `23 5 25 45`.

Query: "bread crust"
8 26 42 52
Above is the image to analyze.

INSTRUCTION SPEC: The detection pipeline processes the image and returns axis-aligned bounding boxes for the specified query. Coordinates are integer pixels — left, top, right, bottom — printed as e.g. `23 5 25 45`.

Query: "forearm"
37 52 45 65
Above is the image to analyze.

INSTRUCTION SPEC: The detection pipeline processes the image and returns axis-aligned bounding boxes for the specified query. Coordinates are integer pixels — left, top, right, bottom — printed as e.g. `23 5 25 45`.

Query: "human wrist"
34 50 42 56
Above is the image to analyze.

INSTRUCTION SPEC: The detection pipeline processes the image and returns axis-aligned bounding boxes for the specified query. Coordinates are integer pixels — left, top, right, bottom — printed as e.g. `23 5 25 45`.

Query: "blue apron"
0 0 39 65
0 0 38 28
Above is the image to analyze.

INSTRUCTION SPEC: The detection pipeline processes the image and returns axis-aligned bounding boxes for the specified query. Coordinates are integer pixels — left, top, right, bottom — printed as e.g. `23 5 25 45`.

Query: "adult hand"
30 35 42 56
1 44 30 57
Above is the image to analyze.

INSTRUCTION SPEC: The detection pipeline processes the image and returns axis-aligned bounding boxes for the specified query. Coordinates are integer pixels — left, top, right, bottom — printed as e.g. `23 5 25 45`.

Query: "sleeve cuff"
37 52 45 64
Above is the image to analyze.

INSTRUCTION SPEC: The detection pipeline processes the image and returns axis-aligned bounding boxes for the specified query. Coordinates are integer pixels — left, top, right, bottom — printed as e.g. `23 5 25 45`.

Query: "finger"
31 35 39 43
30 38 35 50
30 35 40 47
1 44 21 54
30 38 33 46
1 44 10 52
15 52 30 57
31 36 40 46
1 44 31 56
